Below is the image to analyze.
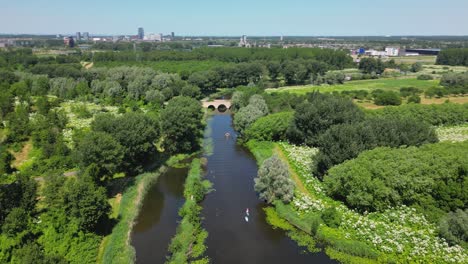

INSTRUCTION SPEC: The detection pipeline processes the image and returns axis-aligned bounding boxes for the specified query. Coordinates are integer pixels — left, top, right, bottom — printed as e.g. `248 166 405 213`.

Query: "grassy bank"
166 158 212 264
101 167 166 264
246 140 467 264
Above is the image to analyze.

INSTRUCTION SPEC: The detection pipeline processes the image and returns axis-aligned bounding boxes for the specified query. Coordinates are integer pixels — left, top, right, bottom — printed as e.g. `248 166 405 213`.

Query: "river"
131 112 335 263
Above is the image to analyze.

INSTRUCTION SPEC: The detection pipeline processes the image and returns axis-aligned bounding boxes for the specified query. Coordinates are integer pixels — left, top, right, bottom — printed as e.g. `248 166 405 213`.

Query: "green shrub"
324 142 468 219
417 74 433 80
407 95 421 104
317 226 379 259
373 91 401 106
244 112 293 141
321 207 342 228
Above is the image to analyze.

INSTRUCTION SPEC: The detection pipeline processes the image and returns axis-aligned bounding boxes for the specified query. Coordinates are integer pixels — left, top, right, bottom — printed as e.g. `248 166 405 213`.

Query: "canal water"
132 112 335 263
131 167 188 263
201 113 334 264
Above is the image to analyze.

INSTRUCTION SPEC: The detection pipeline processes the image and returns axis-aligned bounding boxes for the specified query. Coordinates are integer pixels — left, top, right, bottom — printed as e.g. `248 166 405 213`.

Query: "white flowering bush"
436 124 468 142
58 101 120 148
278 142 318 175
279 142 467 263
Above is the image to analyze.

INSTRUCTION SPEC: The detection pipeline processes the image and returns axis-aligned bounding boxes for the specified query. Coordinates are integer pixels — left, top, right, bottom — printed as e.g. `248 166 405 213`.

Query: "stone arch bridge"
201 99 231 111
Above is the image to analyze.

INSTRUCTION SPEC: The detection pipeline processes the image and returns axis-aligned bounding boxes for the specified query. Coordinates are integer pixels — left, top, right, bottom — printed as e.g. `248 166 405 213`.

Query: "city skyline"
1 0 468 36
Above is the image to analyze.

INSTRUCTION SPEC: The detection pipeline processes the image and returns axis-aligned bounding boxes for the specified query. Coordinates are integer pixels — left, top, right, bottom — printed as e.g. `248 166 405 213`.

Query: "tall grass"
166 159 211 264
101 168 165 264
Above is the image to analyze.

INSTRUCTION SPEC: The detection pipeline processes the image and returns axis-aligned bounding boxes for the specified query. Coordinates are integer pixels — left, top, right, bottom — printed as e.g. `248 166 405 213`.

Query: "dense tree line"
91 47 353 67
436 48 468 66
314 116 438 176
324 142 467 222
366 103 468 126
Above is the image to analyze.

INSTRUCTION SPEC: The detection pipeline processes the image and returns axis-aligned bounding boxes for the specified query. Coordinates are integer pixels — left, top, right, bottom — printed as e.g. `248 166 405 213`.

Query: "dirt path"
11 140 33 168
273 145 310 196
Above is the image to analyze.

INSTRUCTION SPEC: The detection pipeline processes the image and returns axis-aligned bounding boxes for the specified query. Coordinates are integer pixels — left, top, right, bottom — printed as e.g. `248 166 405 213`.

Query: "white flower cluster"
58 101 120 148
340 206 467 262
278 142 318 175
436 125 468 142
280 141 467 263
293 194 325 212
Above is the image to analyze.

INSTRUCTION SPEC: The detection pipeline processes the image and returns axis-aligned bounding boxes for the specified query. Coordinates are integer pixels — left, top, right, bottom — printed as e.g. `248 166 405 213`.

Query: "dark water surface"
201 113 335 264
132 112 335 264
131 167 188 263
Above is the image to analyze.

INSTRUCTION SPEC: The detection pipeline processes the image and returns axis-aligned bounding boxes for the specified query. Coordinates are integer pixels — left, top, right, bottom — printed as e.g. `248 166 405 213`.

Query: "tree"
254 155 294 204
359 58 385 74
2 207 29 237
92 112 159 174
245 112 294 141
62 176 110 232
6 103 30 143
438 209 468 246
281 60 308 85
74 131 124 181
374 91 402 106
0 89 14 120
248 94 269 115
0 145 15 175
410 62 423 72
287 92 364 146
233 104 265 135
160 96 203 154
407 95 421 104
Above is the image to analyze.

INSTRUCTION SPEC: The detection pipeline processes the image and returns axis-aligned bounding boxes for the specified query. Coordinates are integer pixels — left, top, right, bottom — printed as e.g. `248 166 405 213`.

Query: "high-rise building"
83 32 90 41
138 27 144 40
64 36 75 48
171 32 175 39
76 32 81 41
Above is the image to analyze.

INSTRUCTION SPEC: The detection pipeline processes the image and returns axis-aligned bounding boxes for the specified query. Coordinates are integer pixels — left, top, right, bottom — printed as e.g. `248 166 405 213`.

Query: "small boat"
244 216 249 222
246 208 250 216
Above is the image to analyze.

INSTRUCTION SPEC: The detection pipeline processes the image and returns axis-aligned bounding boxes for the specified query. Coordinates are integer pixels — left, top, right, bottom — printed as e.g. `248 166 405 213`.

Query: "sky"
1 0 468 36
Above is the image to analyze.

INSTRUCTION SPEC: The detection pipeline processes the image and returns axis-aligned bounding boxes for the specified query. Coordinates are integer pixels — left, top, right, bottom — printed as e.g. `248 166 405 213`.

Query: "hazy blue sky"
1 0 467 36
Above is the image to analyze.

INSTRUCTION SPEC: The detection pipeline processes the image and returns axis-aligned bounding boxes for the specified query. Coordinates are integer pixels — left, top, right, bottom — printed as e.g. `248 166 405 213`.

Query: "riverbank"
246 140 467 264
101 167 167 264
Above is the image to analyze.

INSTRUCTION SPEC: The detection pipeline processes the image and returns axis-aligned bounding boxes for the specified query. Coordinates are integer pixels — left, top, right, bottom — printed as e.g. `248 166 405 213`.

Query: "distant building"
64 36 75 47
171 32 175 39
405 48 441 55
239 35 250 47
76 32 81 41
385 47 400 56
145 33 163 41
83 32 90 41
365 49 387 57
280 35 283 41
138 27 145 40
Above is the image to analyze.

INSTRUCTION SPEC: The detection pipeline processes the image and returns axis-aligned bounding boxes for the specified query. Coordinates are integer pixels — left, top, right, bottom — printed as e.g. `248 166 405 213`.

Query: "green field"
266 78 441 95
94 60 231 74
382 55 437 64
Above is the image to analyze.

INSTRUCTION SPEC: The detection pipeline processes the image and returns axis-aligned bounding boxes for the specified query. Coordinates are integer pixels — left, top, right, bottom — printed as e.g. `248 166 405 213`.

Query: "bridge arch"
201 99 231 111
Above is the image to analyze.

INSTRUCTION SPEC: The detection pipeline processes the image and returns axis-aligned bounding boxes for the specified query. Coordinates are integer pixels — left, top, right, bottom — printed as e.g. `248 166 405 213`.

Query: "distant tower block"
76 32 81 41
138 27 145 40
171 32 175 39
